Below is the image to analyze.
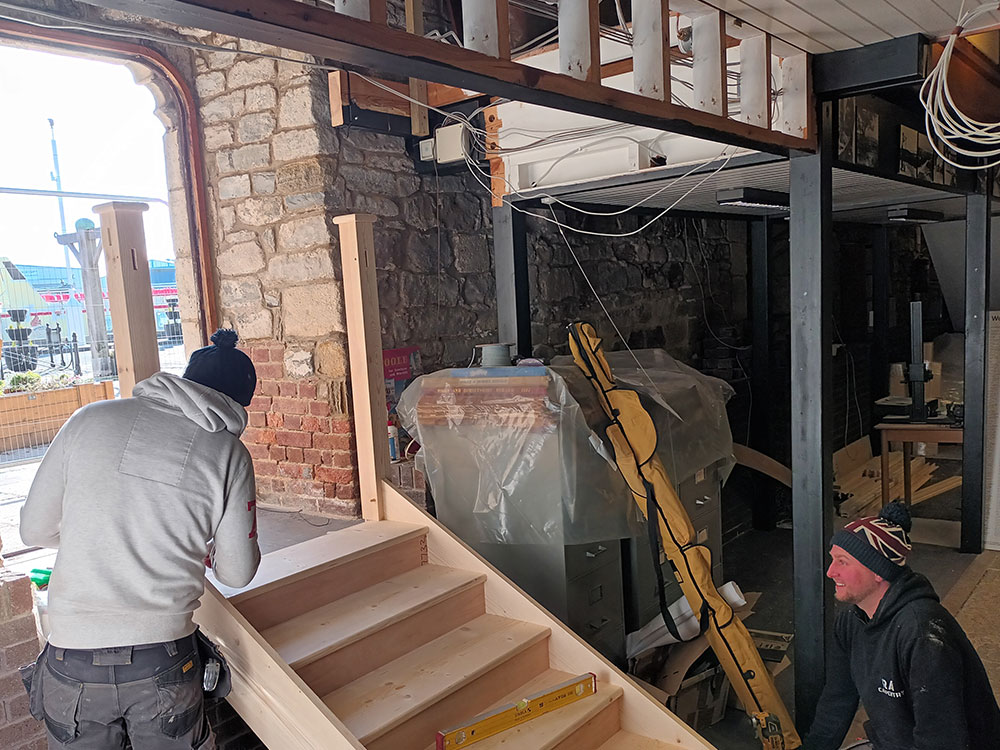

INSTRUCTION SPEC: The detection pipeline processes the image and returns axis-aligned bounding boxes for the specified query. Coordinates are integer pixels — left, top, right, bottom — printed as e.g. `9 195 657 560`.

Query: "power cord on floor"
259 506 332 527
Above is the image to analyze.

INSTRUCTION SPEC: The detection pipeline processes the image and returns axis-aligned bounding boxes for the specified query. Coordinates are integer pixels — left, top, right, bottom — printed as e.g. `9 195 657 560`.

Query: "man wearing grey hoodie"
20 329 261 749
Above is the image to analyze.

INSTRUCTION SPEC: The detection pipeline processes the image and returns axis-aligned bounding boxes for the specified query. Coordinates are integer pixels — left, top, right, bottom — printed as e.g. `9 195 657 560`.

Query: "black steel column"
871 226 890 405
492 202 532 358
789 100 835 731
962 190 991 553
749 218 776 529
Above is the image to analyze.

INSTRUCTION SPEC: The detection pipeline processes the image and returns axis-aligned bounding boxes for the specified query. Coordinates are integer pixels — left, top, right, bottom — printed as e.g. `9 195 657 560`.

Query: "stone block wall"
526 212 750 365
185 35 364 513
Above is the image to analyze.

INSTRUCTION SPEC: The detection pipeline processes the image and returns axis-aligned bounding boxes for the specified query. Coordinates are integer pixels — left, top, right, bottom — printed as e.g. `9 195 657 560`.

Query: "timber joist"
82 0 815 155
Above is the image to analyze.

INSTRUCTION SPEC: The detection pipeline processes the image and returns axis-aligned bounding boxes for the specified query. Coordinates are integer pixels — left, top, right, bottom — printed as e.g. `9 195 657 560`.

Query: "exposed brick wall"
244 342 360 515
0 565 44 750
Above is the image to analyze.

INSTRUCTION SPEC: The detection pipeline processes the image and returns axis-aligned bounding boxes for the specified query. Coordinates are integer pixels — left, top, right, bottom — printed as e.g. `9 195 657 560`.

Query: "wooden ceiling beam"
930 37 1000 124
83 0 814 154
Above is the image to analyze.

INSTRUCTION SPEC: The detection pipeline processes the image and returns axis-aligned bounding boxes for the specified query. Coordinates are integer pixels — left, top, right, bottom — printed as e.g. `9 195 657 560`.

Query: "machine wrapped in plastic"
397 350 735 665
397 365 641 546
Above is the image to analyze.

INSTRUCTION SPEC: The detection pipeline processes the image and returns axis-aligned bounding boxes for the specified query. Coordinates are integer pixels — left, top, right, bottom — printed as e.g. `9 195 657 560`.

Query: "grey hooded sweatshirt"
20 372 261 649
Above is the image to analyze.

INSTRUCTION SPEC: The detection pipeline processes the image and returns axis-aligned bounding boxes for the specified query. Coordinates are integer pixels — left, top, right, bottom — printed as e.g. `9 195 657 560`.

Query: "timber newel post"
93 201 160 398
334 213 388 521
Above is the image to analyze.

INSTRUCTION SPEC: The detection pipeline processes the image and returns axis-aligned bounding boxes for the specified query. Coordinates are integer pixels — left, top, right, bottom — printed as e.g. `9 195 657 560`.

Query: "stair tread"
324 613 550 743
209 520 425 601
263 565 486 668
429 670 623 749
596 730 682 749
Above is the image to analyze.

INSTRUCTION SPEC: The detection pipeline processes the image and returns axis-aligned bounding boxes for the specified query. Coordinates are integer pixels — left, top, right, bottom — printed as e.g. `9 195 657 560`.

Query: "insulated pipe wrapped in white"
626 580 747 660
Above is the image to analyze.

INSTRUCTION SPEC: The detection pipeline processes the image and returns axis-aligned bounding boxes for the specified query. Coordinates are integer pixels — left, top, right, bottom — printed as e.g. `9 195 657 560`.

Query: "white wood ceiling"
539 159 965 222
711 0 1000 54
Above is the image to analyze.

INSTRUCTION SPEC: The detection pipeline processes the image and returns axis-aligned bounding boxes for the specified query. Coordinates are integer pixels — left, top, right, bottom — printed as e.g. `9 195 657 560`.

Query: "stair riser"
296 583 487 696
238 536 425 631
364 639 551 750
551 699 621 750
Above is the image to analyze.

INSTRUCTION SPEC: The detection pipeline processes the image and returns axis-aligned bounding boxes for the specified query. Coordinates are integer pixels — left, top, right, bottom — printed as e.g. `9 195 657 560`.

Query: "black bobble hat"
183 329 257 407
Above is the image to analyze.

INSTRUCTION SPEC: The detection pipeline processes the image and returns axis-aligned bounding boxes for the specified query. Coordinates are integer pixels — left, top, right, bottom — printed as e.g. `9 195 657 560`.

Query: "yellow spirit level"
435 673 597 749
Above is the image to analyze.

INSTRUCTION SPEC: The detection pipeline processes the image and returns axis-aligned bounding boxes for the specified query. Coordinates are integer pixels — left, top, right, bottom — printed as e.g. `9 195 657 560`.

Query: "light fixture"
886 207 944 224
715 187 790 211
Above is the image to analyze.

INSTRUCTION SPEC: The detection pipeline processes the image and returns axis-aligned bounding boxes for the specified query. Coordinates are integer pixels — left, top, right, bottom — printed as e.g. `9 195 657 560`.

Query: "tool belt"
195 628 232 700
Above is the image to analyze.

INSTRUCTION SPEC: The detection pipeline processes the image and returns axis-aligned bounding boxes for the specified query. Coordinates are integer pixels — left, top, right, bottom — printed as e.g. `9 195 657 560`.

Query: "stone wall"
187 35 365 514
525 212 749 364
5 1 757 520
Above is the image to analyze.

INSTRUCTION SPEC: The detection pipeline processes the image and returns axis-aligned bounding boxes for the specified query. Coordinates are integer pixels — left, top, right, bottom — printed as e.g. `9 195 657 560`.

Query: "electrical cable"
511 25 558 56
920 2 1000 169
679 219 753 441
467 146 735 237
0 3 742 241
549 204 680 420
259 506 332 526
613 0 633 44
833 318 865 444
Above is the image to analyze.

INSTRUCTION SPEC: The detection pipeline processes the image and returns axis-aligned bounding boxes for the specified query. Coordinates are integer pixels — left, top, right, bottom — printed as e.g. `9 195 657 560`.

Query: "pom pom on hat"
830 501 912 581
211 328 239 348
183 328 257 406
878 500 912 533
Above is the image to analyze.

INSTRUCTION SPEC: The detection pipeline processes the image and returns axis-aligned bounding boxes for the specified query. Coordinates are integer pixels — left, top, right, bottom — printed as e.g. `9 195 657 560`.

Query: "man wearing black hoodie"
801 502 1000 750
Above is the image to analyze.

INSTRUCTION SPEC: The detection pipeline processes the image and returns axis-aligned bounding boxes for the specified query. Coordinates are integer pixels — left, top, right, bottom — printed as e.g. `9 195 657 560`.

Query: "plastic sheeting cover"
398 350 735 546
397 366 642 545
552 348 736 487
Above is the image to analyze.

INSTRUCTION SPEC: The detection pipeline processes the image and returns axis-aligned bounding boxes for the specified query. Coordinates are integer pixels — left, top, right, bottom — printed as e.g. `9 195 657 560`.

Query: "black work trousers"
29 633 214 750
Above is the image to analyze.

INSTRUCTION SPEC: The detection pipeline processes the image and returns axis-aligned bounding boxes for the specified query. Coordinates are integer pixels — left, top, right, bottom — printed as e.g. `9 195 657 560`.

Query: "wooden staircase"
197 487 716 750
191 215 715 748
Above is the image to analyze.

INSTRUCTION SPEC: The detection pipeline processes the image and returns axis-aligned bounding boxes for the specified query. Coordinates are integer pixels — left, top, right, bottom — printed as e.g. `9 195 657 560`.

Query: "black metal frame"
870 225 891 406
962 188 992 553
749 217 777 530
789 100 836 730
813 34 930 98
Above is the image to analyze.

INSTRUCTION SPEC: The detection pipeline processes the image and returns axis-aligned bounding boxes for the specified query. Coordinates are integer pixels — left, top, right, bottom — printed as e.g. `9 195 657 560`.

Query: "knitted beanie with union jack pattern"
831 501 913 581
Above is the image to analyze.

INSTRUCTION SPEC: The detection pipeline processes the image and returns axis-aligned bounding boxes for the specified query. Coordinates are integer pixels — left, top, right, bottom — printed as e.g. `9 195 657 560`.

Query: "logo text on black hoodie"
878 678 904 698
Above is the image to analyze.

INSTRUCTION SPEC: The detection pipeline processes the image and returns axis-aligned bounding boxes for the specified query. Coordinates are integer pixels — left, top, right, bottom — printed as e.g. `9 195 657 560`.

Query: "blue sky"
0 44 174 270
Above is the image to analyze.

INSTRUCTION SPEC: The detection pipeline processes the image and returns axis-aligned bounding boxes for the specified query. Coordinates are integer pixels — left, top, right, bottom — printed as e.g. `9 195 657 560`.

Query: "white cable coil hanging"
920 2 1000 170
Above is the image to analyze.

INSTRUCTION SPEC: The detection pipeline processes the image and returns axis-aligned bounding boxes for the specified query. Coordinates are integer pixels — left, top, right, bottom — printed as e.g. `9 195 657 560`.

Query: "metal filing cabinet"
473 539 627 667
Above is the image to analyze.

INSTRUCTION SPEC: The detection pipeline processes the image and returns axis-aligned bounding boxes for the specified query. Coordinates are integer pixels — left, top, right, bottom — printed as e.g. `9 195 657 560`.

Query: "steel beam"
749 218 775 530
962 190 991 553
72 0 813 155
813 34 929 98
493 203 531 359
870 226 890 405
789 100 835 731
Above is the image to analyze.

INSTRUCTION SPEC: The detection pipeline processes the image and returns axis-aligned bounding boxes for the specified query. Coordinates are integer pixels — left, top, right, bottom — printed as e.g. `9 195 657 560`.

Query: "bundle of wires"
920 2 1000 169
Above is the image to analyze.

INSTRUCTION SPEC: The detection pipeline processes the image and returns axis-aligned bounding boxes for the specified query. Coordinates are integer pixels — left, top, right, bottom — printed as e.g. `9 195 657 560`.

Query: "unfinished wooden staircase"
191 213 715 748
199 487 715 750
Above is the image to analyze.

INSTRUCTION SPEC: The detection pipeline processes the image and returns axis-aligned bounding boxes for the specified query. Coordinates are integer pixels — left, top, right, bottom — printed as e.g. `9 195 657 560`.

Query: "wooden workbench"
874 422 963 507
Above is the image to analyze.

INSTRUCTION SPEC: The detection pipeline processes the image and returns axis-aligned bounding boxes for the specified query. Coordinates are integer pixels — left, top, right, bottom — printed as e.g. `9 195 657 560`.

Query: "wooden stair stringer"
193 583 365 750
381 480 716 749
